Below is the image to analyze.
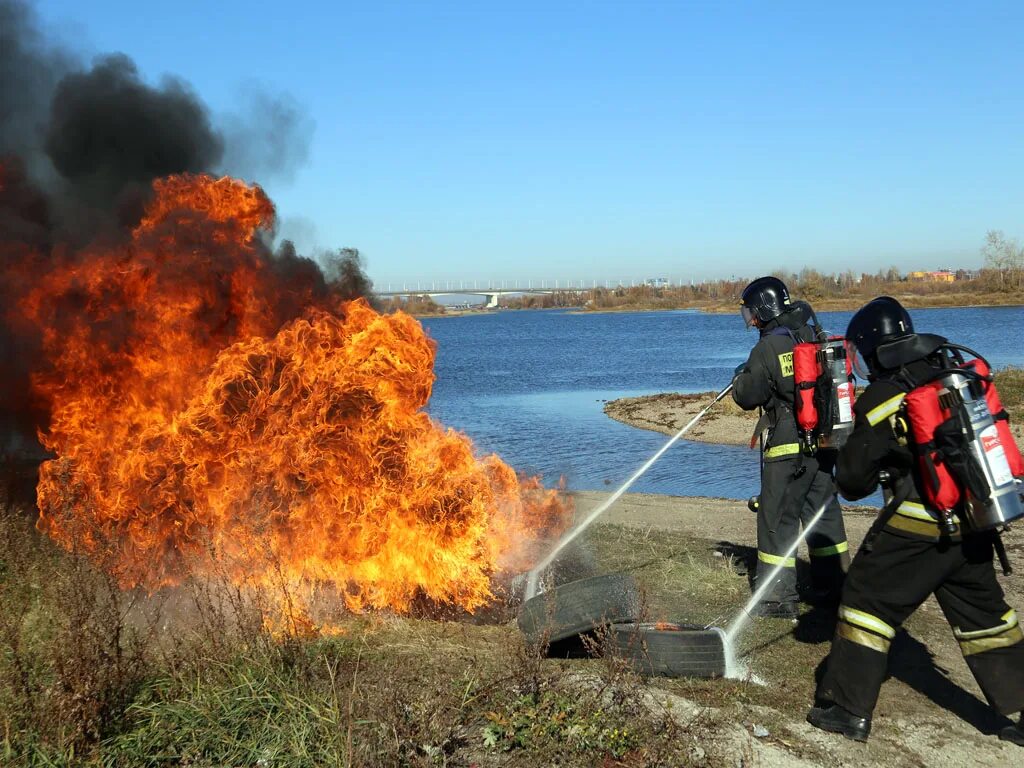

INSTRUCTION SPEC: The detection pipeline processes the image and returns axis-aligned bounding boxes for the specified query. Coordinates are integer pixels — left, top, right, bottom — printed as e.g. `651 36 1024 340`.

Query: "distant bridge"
376 279 672 307
375 278 706 308
375 287 557 309
376 280 604 293
376 276 707 292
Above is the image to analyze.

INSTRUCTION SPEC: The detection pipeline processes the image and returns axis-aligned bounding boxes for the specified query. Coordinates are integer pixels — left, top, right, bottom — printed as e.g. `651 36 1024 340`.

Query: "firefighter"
732 276 849 619
808 296 1024 744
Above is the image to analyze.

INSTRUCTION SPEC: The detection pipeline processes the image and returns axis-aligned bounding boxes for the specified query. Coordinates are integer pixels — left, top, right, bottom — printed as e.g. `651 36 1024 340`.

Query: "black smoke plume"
0 0 372 454
0 0 73 174
45 54 224 210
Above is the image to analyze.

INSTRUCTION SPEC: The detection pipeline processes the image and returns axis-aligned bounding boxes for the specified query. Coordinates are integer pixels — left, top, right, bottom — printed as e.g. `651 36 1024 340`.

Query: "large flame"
14 171 570 612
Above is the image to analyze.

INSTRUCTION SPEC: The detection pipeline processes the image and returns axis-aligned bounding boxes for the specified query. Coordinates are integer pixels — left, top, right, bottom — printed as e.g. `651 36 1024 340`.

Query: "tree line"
500 230 1024 311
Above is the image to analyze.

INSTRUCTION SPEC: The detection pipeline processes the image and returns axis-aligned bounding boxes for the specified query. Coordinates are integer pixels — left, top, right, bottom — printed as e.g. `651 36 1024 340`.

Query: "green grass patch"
994 367 1024 423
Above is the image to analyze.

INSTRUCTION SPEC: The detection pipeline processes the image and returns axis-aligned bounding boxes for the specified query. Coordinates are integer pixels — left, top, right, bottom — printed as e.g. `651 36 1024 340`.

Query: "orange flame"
19 172 570 613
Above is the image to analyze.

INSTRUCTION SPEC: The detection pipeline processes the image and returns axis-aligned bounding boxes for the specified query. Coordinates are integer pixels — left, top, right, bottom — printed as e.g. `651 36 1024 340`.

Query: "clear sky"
33 1 1024 287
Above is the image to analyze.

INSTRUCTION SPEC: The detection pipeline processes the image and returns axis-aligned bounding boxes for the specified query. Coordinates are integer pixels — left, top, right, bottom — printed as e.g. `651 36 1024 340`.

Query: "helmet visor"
845 339 872 381
741 306 756 328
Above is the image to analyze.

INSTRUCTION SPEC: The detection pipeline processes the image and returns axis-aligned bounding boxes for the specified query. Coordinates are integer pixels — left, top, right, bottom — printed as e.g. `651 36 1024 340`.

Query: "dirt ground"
571 490 1024 767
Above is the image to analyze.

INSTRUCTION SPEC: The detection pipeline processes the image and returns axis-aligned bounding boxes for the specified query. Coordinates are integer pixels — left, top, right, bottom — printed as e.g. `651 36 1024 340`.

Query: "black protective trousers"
818 529 1024 719
755 456 849 604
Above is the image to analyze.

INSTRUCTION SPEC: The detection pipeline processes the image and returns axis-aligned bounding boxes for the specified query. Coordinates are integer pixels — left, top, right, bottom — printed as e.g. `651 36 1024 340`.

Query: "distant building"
645 277 670 288
907 269 956 283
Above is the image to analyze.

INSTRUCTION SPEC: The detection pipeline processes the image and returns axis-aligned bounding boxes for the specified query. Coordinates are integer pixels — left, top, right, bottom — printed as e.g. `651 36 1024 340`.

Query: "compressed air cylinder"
940 370 1024 530
965 359 1024 478
820 338 855 449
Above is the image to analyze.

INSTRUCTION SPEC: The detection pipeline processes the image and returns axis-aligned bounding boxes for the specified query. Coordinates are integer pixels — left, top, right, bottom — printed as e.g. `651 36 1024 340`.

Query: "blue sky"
35 1 1024 286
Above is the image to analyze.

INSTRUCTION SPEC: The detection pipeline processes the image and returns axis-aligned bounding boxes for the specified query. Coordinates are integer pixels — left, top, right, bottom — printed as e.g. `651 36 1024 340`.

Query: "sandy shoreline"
603 390 758 446
606 387 1024 447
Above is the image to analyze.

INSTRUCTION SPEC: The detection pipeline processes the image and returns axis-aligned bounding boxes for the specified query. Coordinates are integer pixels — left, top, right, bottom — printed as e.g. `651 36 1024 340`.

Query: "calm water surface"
422 306 1024 500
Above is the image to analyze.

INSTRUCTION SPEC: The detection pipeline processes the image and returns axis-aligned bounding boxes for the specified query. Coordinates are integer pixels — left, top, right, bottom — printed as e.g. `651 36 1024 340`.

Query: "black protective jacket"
733 311 817 462
836 358 963 541
821 351 1024 721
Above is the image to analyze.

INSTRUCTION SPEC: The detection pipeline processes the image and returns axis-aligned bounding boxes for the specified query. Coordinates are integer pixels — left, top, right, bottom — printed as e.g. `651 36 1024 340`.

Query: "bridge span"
375 287 556 309
376 277 686 308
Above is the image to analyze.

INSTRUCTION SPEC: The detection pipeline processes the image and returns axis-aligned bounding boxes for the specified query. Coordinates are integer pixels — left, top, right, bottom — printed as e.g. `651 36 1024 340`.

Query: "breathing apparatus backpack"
793 337 856 454
897 341 1024 533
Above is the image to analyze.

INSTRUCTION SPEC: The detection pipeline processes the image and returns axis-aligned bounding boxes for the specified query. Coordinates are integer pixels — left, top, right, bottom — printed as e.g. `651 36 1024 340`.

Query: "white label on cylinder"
836 382 854 423
980 425 1014 487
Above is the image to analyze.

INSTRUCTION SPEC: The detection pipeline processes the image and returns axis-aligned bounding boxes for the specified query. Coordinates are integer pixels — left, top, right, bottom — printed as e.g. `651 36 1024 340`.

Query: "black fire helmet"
739 276 791 327
845 296 915 376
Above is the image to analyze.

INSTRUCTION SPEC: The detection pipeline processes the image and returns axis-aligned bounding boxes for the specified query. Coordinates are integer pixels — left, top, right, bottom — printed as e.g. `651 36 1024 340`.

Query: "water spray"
524 383 735 600
723 496 832 648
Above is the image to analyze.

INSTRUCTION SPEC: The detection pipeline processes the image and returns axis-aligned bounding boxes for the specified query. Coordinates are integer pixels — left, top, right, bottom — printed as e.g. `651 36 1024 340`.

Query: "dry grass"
994 368 1024 421
0 489 718 767
6 452 1024 766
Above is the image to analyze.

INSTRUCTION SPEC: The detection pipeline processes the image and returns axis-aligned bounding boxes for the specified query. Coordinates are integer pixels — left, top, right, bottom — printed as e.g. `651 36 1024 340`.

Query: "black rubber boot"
1000 713 1024 746
753 601 799 620
806 589 844 612
807 704 871 742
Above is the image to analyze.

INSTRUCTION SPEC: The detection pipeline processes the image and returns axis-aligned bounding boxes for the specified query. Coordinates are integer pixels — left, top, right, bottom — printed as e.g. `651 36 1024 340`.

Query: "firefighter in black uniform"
808 296 1024 743
733 277 849 619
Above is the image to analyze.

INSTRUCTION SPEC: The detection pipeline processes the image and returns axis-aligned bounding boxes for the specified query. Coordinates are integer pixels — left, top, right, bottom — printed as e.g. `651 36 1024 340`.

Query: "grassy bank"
996 368 1024 417
0 494 717 767
996 368 1024 445
6 480 1024 765
0 488 829 767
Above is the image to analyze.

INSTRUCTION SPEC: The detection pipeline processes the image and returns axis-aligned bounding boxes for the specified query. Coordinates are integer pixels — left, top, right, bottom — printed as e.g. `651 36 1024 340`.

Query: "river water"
422 306 1023 500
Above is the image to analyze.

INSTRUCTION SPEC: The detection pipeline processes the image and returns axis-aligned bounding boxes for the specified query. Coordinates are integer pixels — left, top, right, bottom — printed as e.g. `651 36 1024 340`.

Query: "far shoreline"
579 296 1024 315
407 299 1024 319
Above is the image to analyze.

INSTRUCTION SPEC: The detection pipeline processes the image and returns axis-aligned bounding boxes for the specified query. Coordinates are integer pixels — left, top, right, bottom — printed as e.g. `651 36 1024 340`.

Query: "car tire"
517 572 640 652
609 622 726 678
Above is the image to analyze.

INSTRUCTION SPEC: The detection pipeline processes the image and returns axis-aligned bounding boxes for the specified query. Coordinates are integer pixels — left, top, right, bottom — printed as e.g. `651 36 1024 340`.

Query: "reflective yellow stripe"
838 606 896 639
959 626 1024 657
896 501 960 524
887 515 952 538
837 622 891 653
954 609 1019 640
809 541 849 557
758 551 796 567
895 501 932 520
866 394 906 426
888 502 961 537
764 442 800 459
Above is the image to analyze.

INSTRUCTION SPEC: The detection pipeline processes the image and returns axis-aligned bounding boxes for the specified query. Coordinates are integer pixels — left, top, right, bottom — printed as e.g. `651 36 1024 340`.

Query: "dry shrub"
0 497 157 758
47 562 156 747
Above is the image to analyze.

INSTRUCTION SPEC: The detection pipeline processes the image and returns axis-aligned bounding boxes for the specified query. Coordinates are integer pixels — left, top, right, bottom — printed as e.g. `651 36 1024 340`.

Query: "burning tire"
517 573 640 651
609 622 726 678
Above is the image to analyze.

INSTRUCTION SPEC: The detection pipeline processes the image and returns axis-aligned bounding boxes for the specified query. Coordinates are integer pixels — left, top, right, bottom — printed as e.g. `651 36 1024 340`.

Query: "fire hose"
524 382 735 600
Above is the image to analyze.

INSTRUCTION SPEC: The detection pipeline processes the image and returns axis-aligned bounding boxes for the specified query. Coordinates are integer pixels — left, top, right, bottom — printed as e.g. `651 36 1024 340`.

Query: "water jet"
524 384 735 599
